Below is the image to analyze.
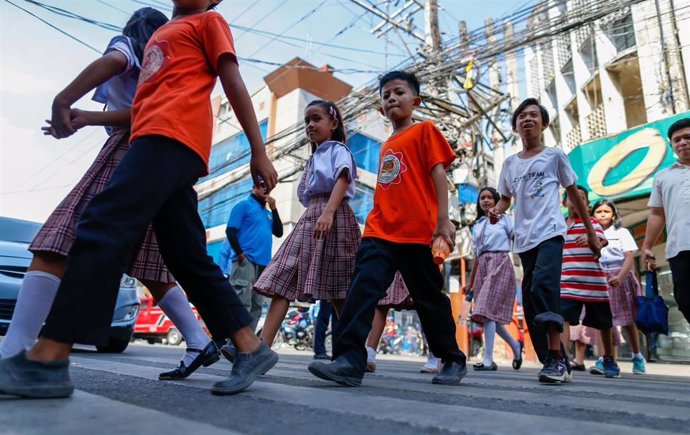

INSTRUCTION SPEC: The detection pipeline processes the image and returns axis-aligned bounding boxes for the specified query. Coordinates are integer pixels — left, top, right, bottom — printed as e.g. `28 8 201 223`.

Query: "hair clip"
329 105 336 118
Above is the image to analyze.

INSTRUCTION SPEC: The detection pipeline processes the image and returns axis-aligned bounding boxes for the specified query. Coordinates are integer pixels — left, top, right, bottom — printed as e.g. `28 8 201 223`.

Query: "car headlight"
120 275 137 289
122 304 139 321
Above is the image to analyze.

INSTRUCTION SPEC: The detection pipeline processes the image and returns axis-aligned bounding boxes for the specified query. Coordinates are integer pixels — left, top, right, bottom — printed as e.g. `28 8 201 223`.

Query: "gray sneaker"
0 351 73 398
211 342 278 395
538 354 571 384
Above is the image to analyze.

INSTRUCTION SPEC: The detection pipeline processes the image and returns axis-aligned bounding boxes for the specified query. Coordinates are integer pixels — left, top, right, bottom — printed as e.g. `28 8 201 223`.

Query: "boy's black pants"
518 236 565 363
43 135 252 345
333 237 466 374
669 250 690 324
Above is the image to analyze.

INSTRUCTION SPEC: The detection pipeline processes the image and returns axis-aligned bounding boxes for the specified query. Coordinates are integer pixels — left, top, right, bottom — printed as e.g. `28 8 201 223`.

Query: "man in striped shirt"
560 185 620 378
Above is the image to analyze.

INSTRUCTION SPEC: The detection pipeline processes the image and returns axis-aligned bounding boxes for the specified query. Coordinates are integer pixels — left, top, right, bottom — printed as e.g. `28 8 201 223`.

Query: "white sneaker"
420 353 441 373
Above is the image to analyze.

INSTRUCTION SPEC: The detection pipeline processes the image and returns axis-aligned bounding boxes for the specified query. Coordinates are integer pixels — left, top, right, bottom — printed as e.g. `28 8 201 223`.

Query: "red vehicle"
133 297 207 345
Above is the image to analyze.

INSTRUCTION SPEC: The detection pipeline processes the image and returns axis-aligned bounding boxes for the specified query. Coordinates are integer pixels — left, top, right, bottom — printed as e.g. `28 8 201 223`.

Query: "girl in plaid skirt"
468 187 522 371
0 9 217 381
591 200 646 374
255 100 360 347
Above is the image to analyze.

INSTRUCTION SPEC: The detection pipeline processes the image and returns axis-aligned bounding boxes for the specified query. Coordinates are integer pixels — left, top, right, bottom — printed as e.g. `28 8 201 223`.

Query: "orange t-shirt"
130 12 236 169
363 121 456 244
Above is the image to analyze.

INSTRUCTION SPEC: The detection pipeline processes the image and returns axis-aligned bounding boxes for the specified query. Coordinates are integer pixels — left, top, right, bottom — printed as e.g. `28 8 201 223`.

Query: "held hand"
587 232 602 260
314 211 334 239
69 108 91 130
266 196 276 210
41 120 58 138
487 207 501 224
433 217 456 250
50 102 77 139
575 234 588 246
237 253 246 265
250 153 278 193
643 248 656 271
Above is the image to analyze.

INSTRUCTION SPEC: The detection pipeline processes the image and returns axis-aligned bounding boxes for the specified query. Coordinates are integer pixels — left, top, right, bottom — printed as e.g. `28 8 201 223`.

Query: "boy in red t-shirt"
309 71 468 387
0 0 279 399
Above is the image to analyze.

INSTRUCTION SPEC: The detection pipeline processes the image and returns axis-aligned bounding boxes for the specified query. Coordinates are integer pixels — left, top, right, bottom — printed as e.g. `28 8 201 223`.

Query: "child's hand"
643 248 656 271
69 108 90 130
608 274 622 287
314 211 334 239
433 217 456 251
487 207 501 224
50 102 77 139
575 234 588 246
250 153 278 193
41 120 58 138
587 231 602 260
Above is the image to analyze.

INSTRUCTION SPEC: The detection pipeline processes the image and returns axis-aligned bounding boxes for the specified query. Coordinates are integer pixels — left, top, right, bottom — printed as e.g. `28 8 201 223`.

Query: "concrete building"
524 0 690 360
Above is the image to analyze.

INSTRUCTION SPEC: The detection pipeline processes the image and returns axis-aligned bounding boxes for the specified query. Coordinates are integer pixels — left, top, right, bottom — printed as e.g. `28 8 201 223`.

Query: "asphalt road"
2 343 690 435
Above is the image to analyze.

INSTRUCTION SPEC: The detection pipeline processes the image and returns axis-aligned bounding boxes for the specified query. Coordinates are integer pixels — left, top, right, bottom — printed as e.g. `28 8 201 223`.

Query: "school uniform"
601 226 642 327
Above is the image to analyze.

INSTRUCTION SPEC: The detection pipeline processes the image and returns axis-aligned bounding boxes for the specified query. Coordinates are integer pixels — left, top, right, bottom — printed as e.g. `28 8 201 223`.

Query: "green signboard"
568 111 690 203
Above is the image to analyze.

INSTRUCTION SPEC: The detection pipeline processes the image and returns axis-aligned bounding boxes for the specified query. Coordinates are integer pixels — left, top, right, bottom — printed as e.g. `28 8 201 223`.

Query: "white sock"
424 351 441 368
157 286 211 367
496 323 521 359
633 352 644 359
0 271 60 358
366 346 377 363
482 321 496 366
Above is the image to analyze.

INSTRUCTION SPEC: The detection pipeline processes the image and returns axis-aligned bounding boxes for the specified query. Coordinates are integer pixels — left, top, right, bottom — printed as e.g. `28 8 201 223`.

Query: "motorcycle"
272 308 315 351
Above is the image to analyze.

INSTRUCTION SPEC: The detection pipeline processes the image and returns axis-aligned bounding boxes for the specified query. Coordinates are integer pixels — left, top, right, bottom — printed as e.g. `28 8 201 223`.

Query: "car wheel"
166 328 182 346
96 337 130 354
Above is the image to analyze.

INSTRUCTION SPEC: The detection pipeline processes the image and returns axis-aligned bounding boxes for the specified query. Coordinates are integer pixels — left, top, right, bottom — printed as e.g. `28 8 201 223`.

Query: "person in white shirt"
642 118 690 325
590 199 646 374
489 98 602 384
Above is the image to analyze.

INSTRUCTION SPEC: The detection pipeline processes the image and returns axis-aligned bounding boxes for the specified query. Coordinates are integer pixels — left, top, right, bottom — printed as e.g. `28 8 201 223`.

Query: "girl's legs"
365 306 388 371
0 253 65 358
624 324 641 354
574 341 586 365
495 323 521 359
481 320 497 366
144 280 212 367
259 295 290 347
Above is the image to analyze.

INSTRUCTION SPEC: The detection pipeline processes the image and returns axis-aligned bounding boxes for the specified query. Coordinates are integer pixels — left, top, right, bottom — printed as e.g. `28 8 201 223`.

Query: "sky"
0 0 532 222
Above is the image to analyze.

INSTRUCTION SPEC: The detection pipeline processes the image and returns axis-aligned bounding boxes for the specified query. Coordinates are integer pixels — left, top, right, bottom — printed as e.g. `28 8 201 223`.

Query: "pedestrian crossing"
3 344 689 435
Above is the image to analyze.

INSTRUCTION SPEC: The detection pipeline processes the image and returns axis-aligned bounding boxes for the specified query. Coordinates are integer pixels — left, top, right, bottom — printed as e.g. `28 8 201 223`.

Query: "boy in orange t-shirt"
309 71 468 387
0 0 279 399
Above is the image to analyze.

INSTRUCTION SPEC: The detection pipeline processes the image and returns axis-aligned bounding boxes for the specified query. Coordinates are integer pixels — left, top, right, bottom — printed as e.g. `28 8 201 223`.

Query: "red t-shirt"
363 121 456 244
130 12 236 168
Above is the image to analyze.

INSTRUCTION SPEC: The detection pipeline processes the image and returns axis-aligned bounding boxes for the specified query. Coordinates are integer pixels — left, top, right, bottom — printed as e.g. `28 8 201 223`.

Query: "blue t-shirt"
227 195 274 266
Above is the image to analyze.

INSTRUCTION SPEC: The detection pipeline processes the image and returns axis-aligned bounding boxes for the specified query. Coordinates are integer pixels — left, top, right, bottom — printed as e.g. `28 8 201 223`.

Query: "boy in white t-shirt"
642 118 690 325
489 98 602 384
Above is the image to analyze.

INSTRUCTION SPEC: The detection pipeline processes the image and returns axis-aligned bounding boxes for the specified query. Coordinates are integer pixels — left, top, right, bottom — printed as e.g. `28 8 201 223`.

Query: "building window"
198 177 255 229
604 14 636 53
350 184 375 225
348 132 382 174
202 120 269 182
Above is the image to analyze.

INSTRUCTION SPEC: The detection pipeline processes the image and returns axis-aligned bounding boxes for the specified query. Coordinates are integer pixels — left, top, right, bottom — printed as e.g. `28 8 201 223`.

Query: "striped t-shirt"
561 217 609 302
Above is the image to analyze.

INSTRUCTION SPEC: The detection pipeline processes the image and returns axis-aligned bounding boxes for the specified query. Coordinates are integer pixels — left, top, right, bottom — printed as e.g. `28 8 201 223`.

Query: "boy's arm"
641 207 666 271
488 195 511 224
217 55 278 192
564 184 602 259
431 164 456 248
47 51 128 139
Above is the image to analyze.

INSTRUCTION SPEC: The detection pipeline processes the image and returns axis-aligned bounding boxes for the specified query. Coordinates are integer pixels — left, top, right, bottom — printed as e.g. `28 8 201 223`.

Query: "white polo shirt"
648 162 690 259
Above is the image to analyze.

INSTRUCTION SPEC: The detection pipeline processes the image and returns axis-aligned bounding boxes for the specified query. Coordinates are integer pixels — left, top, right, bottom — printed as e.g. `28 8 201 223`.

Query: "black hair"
667 118 690 140
476 187 500 219
563 184 589 203
378 71 421 96
305 100 347 152
511 98 550 130
590 199 623 229
122 8 169 64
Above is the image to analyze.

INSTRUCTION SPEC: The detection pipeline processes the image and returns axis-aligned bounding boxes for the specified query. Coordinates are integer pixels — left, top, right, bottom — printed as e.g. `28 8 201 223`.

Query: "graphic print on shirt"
378 149 407 190
512 171 545 198
139 40 169 85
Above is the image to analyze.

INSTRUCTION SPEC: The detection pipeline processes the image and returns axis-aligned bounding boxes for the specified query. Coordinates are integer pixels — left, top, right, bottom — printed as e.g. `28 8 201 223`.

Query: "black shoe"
512 340 524 370
211 342 279 395
0 351 73 398
308 356 363 387
473 362 497 371
159 341 220 380
432 360 468 385
313 353 331 360
570 362 586 372
220 343 237 364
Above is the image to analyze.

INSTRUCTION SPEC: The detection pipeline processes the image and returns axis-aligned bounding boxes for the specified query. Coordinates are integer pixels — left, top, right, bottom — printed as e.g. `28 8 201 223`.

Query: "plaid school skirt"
378 271 414 308
471 251 517 325
254 194 360 303
605 268 643 327
29 128 175 283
